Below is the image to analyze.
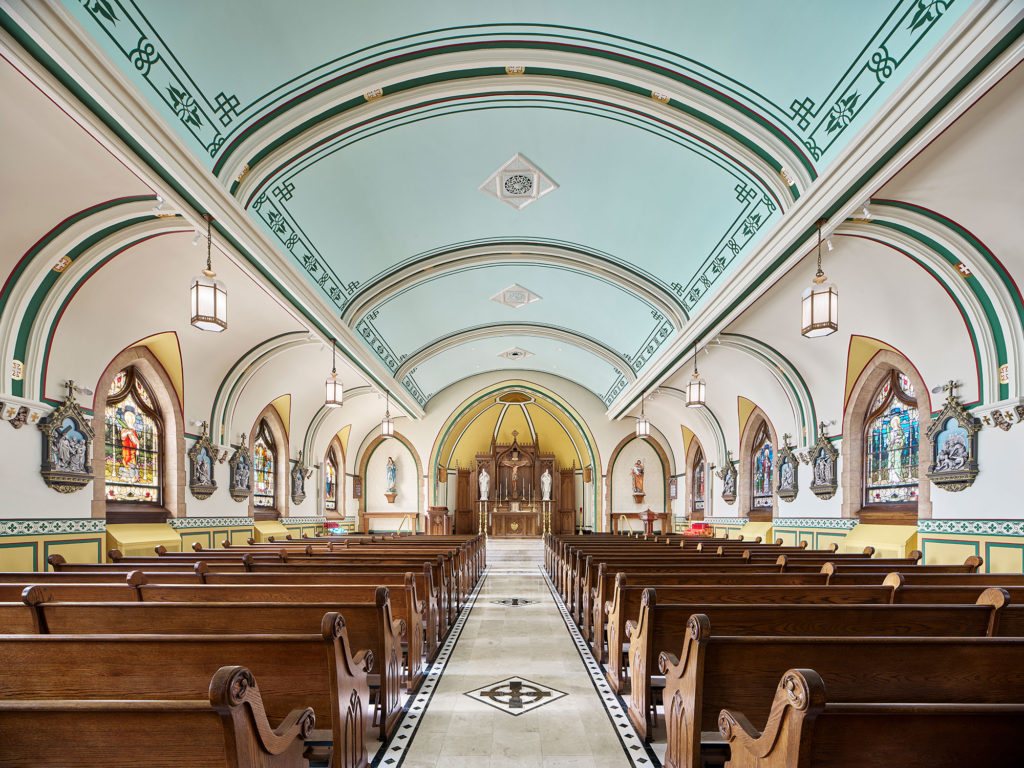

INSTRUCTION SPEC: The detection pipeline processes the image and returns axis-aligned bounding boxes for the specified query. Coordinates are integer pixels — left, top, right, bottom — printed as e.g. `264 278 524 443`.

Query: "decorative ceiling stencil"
491 283 542 310
499 347 533 361
479 153 558 210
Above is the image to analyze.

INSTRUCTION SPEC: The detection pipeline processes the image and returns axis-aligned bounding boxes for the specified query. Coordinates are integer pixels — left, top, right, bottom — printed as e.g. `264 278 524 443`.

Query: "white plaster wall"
774 447 844 519
365 441 417 515
0 428 90 518
929 426 1024 519
610 437 665 518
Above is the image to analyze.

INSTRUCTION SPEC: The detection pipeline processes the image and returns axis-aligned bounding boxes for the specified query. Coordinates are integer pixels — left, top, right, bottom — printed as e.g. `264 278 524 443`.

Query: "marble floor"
388 538 650 768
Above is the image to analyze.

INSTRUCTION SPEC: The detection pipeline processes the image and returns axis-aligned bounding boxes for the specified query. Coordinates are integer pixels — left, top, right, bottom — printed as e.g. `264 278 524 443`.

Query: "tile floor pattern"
395 538 637 768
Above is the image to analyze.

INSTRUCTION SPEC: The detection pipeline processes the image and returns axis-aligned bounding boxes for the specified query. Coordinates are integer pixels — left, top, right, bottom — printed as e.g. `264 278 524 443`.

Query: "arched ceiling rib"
38 1 976 412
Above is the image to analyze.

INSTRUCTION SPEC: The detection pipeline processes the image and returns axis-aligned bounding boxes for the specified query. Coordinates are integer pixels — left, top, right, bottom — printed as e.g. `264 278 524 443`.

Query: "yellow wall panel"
44 539 103 570
0 542 38 572
921 539 978 565
984 542 1023 573
774 530 797 546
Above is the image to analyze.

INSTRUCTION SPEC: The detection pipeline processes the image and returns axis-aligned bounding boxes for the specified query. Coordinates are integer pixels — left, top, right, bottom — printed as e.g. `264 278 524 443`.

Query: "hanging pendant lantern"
324 338 342 407
801 219 838 338
381 391 395 438
635 393 651 439
190 213 228 332
686 341 706 407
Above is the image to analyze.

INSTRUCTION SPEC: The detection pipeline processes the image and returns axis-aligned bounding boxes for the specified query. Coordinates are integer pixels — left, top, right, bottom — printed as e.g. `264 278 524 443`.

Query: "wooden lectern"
426 506 451 535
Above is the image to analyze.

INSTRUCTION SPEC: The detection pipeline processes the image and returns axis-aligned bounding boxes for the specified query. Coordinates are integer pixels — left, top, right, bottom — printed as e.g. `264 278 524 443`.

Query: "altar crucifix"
502 431 532 500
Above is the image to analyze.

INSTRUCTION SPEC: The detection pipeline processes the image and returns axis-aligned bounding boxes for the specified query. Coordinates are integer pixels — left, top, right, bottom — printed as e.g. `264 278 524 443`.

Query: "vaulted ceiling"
49 0 971 409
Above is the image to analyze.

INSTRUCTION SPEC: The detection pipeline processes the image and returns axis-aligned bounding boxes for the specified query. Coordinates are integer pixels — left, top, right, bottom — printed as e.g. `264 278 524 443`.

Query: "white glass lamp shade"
381 413 395 438
324 372 343 407
686 374 706 407
190 271 227 332
635 416 651 439
801 280 838 338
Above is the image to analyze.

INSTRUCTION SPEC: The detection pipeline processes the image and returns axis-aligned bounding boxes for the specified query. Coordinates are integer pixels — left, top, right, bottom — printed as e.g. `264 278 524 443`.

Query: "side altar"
452 431 576 536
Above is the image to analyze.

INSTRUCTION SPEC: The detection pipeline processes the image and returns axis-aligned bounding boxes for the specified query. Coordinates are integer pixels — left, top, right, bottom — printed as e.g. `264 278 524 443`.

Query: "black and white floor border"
539 564 661 768
371 564 490 768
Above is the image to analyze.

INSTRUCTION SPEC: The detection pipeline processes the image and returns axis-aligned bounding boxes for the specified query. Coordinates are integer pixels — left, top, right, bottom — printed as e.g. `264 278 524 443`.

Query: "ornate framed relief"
668 477 678 501
716 451 737 505
926 382 980 492
38 385 94 493
228 437 253 502
808 422 839 500
291 450 312 505
187 423 218 500
775 434 799 502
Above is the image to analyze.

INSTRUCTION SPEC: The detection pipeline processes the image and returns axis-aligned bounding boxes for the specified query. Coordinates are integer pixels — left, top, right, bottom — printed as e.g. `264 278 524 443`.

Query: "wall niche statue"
775 434 799 503
808 421 839 500
926 381 980 492
38 382 94 493
717 451 737 505
188 422 219 500
228 436 253 502
384 456 398 503
291 450 312 505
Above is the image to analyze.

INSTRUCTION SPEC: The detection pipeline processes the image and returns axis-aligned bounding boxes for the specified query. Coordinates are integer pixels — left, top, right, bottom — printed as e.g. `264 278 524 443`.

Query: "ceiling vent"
479 153 558 210
490 283 541 309
499 347 534 361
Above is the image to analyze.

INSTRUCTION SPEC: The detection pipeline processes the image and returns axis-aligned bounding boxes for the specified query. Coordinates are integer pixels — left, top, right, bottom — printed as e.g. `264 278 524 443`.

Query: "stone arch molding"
247 400 290 517
737 403 778 518
0 203 183 402
838 202 1024 404
231 48 806 203
91 343 186 518
604 429 675 522
841 347 933 520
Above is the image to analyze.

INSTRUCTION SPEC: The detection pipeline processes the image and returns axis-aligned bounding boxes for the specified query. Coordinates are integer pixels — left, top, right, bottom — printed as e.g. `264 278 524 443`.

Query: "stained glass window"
325 450 338 511
104 368 161 503
692 448 705 512
253 420 276 508
751 422 773 508
865 370 919 504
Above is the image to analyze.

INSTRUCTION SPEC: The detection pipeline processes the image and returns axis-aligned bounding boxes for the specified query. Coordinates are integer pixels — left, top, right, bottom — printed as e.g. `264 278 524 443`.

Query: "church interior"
2 1 1024 766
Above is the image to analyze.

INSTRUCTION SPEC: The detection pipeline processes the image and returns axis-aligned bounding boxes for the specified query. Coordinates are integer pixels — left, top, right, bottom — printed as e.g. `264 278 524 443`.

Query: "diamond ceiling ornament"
499 347 534 361
479 153 558 210
491 283 541 309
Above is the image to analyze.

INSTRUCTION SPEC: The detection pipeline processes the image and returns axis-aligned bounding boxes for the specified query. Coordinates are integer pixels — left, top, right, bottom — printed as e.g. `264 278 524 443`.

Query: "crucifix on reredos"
500 431 532 500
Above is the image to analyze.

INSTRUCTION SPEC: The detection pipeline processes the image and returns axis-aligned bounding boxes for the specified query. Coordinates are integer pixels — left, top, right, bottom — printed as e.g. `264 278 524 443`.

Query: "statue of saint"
478 465 490 500
780 458 795 490
631 459 644 495
540 468 552 501
385 456 397 494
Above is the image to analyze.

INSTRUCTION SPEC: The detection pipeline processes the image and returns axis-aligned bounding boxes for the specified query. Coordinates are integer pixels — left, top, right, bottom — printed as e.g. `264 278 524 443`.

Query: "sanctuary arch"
429 383 600 536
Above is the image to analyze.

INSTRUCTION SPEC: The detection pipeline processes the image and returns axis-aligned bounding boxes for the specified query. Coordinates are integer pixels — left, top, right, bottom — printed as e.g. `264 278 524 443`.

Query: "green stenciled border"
0 9 418 418
985 542 1024 575
614 17 1024 418
43 537 103 570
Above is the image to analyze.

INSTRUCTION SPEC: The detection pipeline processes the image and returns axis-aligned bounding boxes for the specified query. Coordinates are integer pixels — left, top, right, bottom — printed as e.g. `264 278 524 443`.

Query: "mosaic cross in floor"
464 676 567 716
490 597 538 606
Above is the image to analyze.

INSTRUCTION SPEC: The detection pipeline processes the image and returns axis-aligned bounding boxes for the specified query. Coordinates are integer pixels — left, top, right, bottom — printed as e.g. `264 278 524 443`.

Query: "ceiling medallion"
479 153 558 210
499 347 534 361
491 283 541 309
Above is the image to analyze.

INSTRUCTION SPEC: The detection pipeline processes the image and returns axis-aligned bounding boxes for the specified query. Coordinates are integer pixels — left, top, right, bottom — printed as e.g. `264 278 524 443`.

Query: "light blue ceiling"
61 0 968 408
406 334 625 405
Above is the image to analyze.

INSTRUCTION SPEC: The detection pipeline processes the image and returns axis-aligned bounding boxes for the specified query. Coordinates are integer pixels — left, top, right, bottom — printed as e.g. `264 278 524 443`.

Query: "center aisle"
387 538 649 768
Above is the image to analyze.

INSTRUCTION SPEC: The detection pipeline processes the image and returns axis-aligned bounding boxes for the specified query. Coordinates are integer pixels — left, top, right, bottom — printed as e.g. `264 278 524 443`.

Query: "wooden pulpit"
426 506 451 535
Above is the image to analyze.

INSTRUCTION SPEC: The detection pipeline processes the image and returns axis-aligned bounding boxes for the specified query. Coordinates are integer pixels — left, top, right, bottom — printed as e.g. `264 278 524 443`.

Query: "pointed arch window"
864 370 919 505
691 447 705 513
751 422 773 509
324 449 338 511
253 420 276 508
104 368 162 504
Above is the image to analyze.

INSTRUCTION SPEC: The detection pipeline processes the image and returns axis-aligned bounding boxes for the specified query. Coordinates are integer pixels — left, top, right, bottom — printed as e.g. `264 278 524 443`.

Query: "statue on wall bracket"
631 458 645 503
808 421 839 500
716 450 737 505
188 421 219 500
291 449 313 505
38 381 94 494
228 435 252 502
926 381 980 492
775 433 799 502
385 456 398 503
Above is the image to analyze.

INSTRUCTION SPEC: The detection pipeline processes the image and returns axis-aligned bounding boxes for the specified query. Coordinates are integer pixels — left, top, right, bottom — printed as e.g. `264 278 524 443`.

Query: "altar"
490 505 541 537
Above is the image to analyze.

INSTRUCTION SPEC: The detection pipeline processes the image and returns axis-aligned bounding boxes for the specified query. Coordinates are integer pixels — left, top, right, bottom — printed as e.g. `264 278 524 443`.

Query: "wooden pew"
0 618 371 766
603 580 899 693
718 668 1024 768
133 581 420 692
0 665 315 768
658 616 1024 768
626 586 1009 739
